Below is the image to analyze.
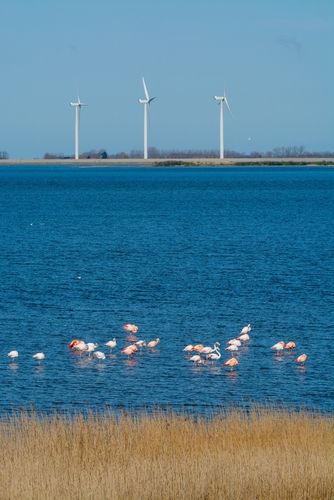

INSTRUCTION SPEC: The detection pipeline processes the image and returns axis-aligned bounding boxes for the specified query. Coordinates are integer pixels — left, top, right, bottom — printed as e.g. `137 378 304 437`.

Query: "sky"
0 0 333 159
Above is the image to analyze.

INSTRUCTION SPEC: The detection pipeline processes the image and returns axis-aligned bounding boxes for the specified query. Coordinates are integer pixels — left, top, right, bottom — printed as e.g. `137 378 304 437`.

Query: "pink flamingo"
284 341 296 351
183 344 195 355
121 345 138 359
237 333 250 341
295 354 307 365
193 344 205 352
223 357 238 371
122 324 138 333
146 338 160 348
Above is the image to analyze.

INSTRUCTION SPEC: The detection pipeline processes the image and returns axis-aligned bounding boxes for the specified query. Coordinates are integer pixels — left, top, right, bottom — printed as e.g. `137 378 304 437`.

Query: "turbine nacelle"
69 102 88 107
214 96 226 101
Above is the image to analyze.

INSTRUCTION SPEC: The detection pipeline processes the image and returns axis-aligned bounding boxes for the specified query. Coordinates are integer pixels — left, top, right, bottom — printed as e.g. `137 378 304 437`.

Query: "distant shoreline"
1 157 333 167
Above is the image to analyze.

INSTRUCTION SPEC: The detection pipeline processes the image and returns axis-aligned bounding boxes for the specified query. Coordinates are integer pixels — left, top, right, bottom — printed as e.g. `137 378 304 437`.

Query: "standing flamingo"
271 341 285 354
189 354 204 365
240 324 251 335
295 354 307 365
94 351 106 361
226 345 238 356
237 333 250 341
146 338 160 348
7 351 18 362
183 344 195 355
223 357 238 371
206 350 221 364
67 340 85 348
121 345 138 359
33 353 45 364
105 339 117 353
122 324 138 333
201 342 220 354
284 341 296 351
226 339 241 347
193 344 205 353
135 340 146 352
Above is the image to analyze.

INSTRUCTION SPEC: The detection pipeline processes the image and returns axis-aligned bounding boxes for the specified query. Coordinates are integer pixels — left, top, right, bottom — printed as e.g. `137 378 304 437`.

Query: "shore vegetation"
0 406 333 499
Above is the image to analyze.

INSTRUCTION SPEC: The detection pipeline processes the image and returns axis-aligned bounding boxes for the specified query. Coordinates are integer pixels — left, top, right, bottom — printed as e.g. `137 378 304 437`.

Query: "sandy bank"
0 157 333 167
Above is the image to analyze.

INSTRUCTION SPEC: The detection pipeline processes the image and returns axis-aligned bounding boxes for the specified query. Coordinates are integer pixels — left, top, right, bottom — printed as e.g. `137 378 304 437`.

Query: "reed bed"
0 406 333 500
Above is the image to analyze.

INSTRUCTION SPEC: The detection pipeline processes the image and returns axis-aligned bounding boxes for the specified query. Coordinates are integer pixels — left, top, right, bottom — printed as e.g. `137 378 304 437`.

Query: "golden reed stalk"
0 406 333 499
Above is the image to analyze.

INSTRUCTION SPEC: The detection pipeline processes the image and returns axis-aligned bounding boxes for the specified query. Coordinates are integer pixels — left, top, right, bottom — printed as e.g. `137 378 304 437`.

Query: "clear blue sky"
0 0 333 158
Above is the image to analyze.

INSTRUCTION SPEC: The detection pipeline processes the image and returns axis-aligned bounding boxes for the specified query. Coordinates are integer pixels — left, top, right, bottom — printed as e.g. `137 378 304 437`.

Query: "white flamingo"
105 339 117 353
189 354 204 365
226 345 238 355
240 324 251 335
237 333 250 341
33 353 45 364
206 350 221 364
7 350 18 362
226 339 241 347
94 351 106 361
201 342 220 354
271 341 285 354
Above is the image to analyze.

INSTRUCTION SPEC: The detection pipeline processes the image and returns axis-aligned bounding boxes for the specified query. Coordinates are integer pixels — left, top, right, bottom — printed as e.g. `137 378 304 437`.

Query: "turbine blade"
142 77 150 101
225 98 234 121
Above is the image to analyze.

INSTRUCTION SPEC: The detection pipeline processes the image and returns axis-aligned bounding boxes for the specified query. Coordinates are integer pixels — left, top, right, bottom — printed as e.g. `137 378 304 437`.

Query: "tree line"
43 145 334 160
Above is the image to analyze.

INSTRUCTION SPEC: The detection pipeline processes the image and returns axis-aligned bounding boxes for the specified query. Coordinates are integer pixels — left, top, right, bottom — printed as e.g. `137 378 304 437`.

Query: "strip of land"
1 157 333 166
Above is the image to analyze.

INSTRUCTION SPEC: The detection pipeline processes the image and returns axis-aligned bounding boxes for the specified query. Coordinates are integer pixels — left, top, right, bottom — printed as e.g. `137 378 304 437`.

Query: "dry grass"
0 407 333 500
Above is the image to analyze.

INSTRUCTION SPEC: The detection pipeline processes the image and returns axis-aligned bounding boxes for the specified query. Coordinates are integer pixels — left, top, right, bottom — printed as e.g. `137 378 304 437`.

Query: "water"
0 165 333 415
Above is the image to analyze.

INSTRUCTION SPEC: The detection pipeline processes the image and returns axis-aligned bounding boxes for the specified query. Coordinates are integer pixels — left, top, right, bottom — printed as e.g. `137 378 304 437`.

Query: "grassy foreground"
0 407 333 500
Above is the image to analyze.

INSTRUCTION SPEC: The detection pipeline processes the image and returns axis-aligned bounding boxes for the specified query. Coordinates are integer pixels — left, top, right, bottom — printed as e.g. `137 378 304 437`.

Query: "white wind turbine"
213 88 233 159
138 77 155 160
70 91 88 160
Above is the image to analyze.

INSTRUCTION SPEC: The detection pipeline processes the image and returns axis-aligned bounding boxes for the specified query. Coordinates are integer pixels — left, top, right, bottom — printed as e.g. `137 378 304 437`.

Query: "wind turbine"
70 91 88 160
138 77 155 160
213 88 233 159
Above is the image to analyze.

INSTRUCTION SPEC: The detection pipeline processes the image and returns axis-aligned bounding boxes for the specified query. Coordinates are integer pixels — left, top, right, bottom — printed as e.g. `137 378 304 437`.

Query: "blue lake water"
0 165 333 415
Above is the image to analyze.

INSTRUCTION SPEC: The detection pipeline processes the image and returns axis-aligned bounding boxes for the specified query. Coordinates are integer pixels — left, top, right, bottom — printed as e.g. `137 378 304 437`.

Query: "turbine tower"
70 92 88 160
138 77 155 160
213 88 233 159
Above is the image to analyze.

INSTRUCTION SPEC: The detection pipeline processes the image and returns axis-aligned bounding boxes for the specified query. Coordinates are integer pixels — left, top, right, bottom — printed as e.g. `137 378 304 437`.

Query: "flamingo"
271 341 285 354
223 357 238 371
121 345 138 359
85 343 98 356
240 324 251 335
135 340 146 352
237 333 250 341
72 342 88 356
33 353 45 364
295 354 307 365
105 339 117 353
201 342 220 355
226 345 238 355
183 344 195 355
7 350 18 362
206 350 221 364
67 339 85 348
146 338 160 348
94 351 106 361
189 354 204 365
122 324 138 333
193 344 205 352
226 339 241 347
284 341 296 351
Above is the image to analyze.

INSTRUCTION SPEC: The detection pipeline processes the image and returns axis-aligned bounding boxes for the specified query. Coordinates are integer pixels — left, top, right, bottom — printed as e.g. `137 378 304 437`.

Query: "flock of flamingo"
182 325 307 371
6 323 307 369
